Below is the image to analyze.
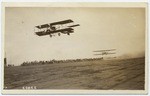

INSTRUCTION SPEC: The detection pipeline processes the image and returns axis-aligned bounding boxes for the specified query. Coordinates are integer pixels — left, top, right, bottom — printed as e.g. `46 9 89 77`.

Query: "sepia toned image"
2 2 147 94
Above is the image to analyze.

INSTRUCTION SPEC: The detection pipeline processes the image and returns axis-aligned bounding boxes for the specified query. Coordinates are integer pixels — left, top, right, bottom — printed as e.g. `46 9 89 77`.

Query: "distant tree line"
20 58 103 66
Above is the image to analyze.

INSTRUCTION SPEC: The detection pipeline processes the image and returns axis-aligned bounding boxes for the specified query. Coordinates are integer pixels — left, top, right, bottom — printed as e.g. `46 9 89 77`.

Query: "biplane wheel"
58 33 61 36
67 33 70 35
50 34 52 38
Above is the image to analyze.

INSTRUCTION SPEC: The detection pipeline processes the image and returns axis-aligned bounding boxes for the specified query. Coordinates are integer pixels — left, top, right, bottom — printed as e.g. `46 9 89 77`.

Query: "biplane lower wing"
35 31 48 36
35 28 74 36
94 53 116 55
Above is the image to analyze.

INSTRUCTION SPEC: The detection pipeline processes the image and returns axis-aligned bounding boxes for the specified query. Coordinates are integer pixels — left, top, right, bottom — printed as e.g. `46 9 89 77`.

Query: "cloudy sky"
5 7 145 65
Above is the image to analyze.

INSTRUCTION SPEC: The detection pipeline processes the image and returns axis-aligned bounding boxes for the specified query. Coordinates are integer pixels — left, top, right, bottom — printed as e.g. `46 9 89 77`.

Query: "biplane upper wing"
94 54 103 55
36 24 49 29
94 53 116 55
68 24 80 27
35 27 74 36
35 19 77 29
107 53 116 54
93 49 116 52
50 19 73 26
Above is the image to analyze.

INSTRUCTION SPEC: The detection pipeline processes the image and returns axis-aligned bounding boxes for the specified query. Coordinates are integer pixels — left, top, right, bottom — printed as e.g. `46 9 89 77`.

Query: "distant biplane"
34 19 80 37
93 49 116 56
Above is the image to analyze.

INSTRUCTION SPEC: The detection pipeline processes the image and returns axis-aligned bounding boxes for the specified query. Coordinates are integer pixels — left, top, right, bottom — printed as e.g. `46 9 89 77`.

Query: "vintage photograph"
2 2 147 94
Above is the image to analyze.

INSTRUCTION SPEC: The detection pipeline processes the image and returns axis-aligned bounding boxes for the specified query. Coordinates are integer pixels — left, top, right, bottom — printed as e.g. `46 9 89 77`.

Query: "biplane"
93 49 116 55
34 19 80 37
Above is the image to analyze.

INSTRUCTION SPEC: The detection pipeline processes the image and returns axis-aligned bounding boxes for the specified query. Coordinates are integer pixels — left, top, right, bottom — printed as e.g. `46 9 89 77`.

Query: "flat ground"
4 57 145 90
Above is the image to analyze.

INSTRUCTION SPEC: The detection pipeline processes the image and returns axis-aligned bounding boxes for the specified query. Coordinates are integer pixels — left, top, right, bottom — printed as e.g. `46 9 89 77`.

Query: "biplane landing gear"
67 33 70 35
58 33 61 36
50 34 52 38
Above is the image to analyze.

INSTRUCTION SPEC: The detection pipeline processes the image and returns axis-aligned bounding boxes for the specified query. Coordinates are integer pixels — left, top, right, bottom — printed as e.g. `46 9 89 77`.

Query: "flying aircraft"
34 19 80 37
93 49 116 55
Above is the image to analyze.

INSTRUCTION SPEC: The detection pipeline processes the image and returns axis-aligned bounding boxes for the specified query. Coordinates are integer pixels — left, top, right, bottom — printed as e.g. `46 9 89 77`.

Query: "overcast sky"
5 7 145 65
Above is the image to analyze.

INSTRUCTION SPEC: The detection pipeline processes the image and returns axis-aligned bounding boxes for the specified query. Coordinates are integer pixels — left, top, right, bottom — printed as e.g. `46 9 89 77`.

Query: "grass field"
4 57 145 90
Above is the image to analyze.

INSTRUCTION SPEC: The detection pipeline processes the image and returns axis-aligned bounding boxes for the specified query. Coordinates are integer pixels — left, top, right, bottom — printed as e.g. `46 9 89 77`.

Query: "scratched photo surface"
4 7 145 90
